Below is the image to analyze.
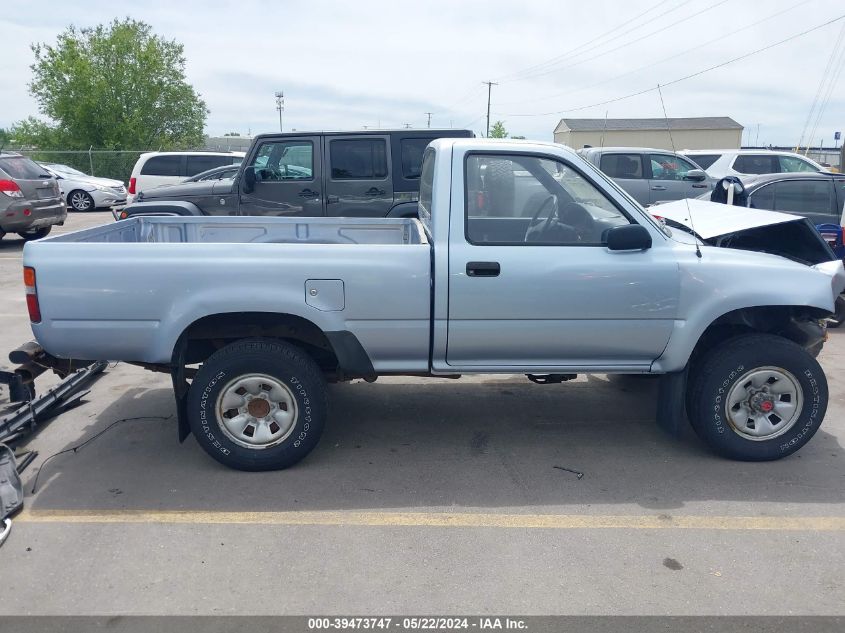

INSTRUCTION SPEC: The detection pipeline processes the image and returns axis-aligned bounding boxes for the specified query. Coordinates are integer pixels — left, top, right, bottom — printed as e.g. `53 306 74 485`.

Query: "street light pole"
275 91 285 132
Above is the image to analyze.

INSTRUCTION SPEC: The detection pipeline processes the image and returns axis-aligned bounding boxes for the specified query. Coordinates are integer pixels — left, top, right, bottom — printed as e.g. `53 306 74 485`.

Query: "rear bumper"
0 200 67 233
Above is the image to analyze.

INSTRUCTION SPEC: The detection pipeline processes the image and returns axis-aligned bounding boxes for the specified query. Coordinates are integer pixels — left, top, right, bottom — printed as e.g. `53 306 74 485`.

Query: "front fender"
653 247 844 372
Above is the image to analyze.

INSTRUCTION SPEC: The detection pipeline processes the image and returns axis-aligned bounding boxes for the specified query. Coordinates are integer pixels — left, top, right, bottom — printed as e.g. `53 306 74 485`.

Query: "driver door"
238 136 323 216
446 152 679 369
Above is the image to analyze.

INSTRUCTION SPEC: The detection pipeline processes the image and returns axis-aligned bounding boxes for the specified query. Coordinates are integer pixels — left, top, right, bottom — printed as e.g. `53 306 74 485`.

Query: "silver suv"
578 147 714 206
0 153 66 241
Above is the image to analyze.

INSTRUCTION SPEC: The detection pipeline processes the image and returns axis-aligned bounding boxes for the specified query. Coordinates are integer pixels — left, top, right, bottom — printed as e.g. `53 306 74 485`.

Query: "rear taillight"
0 179 24 198
119 211 128 220
23 266 41 323
128 177 136 194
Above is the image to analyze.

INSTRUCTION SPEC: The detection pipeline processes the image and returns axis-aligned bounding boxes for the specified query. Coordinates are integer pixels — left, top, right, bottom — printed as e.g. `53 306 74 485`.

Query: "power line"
806 30 845 152
496 0 809 107
501 0 732 84
797 19 845 150
496 0 682 83
499 13 845 118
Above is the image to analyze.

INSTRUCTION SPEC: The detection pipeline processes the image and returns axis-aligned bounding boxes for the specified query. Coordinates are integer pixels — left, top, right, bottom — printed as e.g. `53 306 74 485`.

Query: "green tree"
489 120 508 138
18 18 206 151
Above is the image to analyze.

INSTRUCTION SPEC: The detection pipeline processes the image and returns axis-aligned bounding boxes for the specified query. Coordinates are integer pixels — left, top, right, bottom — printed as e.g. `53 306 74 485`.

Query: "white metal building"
554 117 743 151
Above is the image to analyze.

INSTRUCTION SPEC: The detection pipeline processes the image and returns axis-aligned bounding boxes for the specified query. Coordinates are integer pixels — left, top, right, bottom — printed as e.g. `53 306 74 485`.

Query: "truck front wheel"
687 334 827 461
186 338 327 471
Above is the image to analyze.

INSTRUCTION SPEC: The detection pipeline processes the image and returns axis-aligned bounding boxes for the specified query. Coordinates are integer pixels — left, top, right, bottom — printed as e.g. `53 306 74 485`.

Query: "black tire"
186 338 327 471
687 334 827 461
18 226 52 241
485 158 515 217
68 190 95 212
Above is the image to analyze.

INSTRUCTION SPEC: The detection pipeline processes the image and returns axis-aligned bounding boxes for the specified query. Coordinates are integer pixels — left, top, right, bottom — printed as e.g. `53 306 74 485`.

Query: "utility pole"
275 91 284 132
424 112 432 128
755 123 760 146
404 123 411 129
483 81 498 137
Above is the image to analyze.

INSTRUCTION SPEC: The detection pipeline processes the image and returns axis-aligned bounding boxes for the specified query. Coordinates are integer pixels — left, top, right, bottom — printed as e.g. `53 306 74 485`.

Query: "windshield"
47 163 88 177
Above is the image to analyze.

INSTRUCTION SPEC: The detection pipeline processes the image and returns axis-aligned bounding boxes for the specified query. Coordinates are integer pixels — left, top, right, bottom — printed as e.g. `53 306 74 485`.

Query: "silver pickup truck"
21 138 845 470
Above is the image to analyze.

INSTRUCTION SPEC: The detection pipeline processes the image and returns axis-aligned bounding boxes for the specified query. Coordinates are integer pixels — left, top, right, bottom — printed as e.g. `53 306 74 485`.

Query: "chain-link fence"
11 149 151 184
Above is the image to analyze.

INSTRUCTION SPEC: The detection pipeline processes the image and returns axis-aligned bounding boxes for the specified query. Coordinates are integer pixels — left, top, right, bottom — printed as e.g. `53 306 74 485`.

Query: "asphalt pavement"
0 212 843 616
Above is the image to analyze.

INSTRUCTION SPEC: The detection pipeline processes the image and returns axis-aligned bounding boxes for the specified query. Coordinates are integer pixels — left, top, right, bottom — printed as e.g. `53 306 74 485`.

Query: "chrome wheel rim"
215 374 298 449
725 366 803 441
70 191 92 210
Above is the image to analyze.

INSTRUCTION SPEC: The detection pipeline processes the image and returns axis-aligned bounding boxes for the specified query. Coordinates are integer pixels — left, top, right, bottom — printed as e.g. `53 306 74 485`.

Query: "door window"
465 154 630 245
599 153 643 179
141 155 183 176
778 155 820 173
400 138 430 179
771 180 832 214
733 155 779 174
251 141 314 181
186 155 236 176
330 139 388 180
686 154 720 170
649 154 696 180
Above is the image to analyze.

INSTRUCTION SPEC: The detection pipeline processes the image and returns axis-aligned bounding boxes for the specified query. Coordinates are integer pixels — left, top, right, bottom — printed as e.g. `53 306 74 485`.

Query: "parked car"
117 129 473 219
578 147 714 206
0 153 66 241
22 138 845 471
679 149 827 179
41 163 127 211
126 151 245 204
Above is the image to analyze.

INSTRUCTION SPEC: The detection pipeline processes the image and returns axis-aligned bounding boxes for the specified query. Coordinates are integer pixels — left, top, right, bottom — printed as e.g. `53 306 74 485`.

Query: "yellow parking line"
13 509 845 531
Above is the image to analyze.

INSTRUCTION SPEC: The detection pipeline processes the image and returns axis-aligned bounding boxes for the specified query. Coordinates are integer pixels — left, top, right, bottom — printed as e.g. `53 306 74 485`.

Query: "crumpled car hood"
651 198 803 239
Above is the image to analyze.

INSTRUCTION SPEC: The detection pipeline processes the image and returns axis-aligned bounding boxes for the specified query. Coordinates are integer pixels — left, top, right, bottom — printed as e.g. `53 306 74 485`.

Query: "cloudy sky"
1 0 843 146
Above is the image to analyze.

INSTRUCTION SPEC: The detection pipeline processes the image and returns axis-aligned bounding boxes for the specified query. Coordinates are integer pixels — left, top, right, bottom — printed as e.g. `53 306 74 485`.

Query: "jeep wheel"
186 338 327 471
687 334 827 461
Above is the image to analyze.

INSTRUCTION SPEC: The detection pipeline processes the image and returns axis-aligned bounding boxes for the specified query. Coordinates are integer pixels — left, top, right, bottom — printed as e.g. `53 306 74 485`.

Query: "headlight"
93 184 110 192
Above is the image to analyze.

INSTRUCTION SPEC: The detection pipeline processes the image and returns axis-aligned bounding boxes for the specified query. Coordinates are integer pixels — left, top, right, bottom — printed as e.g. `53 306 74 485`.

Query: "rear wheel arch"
174 311 375 380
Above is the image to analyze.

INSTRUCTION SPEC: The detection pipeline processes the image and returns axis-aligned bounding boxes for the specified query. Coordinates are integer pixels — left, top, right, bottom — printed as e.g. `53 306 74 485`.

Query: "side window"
649 153 696 180
465 154 631 245
330 139 387 180
186 155 232 176
140 155 183 177
599 153 643 179
772 180 832 215
748 184 775 210
400 138 430 179
734 155 779 175
687 154 720 170
779 156 820 173
250 141 314 181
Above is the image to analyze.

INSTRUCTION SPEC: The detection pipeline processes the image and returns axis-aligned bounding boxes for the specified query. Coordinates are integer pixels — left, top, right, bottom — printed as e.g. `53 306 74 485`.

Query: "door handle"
298 188 319 198
651 185 667 191
692 184 708 188
466 261 500 277
327 195 339 204
365 187 386 196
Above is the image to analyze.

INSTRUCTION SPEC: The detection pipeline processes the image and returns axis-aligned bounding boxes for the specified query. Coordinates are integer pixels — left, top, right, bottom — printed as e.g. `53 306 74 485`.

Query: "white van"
126 151 245 203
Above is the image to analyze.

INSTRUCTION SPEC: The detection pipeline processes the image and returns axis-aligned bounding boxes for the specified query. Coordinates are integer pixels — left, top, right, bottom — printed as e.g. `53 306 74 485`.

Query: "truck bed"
48 215 428 246
25 217 432 371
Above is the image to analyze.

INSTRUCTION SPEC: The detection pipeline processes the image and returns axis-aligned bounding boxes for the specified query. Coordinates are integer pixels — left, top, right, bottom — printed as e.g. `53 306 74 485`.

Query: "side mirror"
605 224 652 251
242 166 256 193
684 169 706 182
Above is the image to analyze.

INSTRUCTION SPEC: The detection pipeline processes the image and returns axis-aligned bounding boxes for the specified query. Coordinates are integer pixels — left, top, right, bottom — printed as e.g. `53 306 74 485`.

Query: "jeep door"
238 136 323 216
323 135 394 217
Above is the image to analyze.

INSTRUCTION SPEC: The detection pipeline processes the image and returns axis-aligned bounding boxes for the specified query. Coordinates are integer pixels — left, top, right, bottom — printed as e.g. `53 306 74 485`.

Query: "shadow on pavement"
25 372 845 513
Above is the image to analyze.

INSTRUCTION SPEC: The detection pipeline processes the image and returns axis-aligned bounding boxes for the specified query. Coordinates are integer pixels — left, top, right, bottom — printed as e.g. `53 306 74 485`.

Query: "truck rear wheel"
687 334 827 461
186 338 327 471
